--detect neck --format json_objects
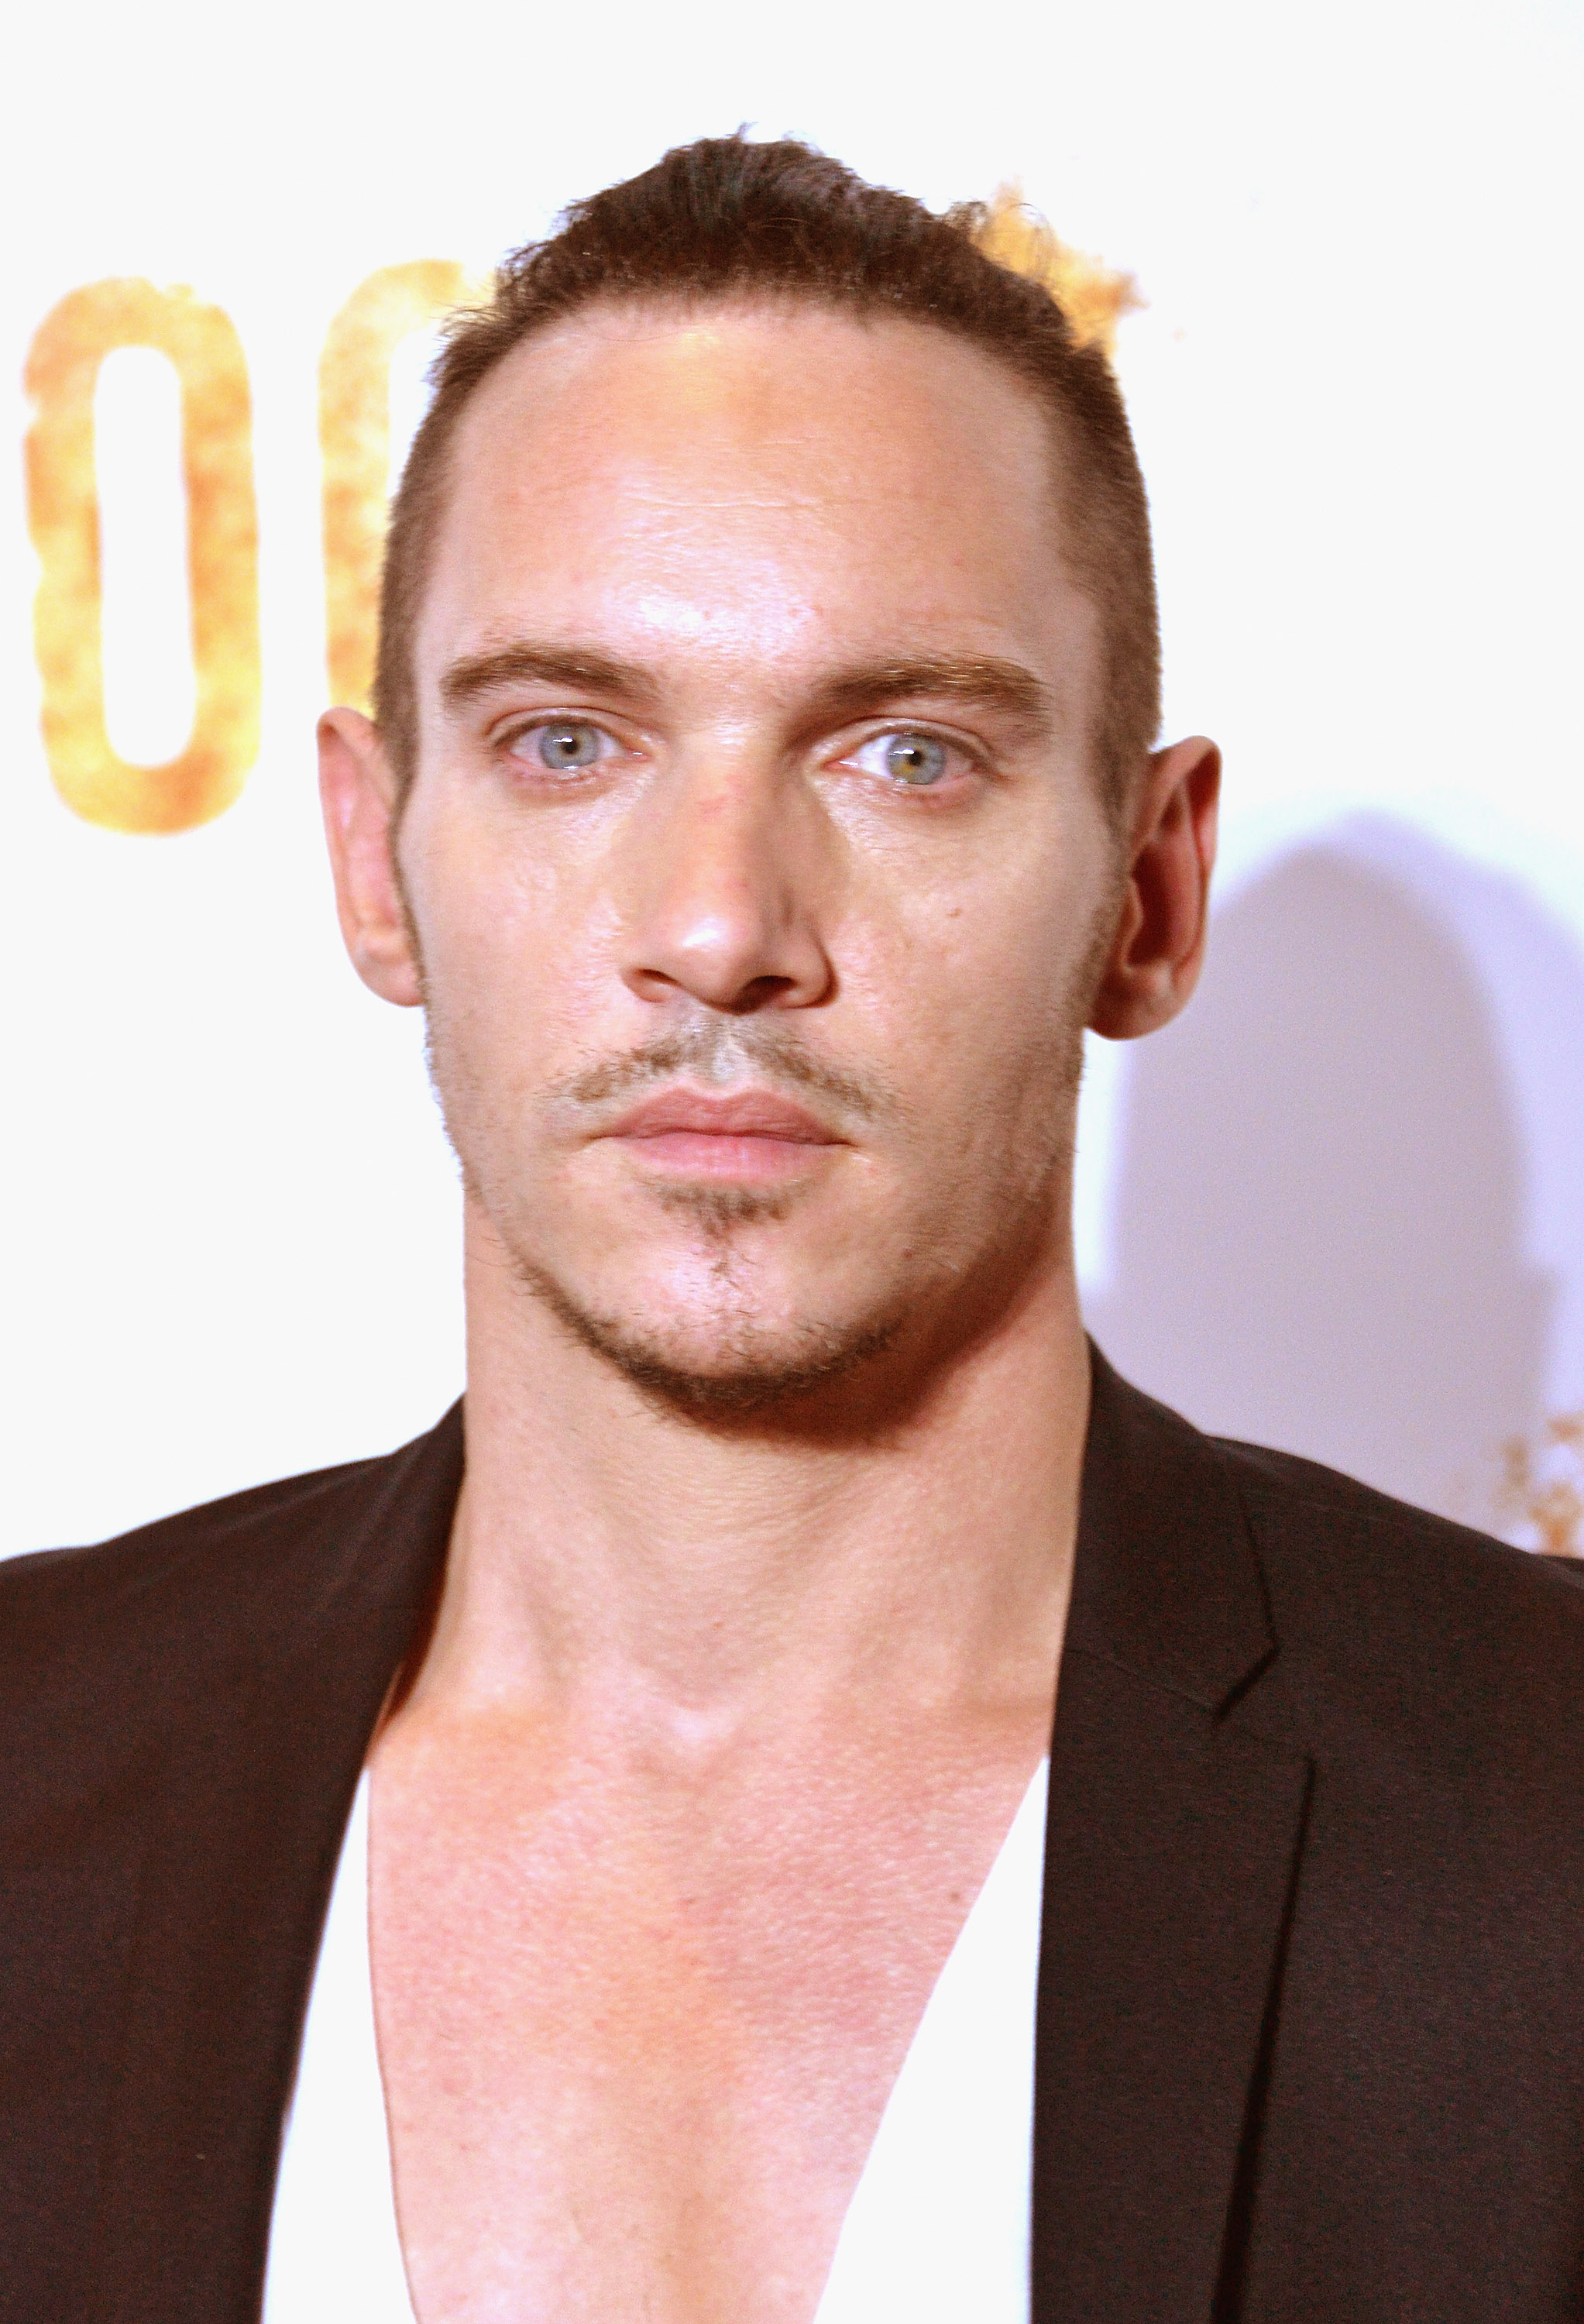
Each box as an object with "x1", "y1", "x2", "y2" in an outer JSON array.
[{"x1": 403, "y1": 1212, "x2": 1091, "y2": 1750}]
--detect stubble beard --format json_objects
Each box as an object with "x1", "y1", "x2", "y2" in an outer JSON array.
[
  {"x1": 523, "y1": 1248, "x2": 909, "y2": 1422},
  {"x1": 422, "y1": 948, "x2": 1104, "y2": 1428}
]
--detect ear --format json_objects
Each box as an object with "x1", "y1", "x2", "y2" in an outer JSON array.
[
  {"x1": 318, "y1": 709, "x2": 424, "y2": 1008},
  {"x1": 1087, "y1": 735, "x2": 1221, "y2": 1040}
]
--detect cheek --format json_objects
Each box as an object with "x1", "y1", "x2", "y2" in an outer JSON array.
[
  {"x1": 404, "y1": 797, "x2": 616, "y2": 1051},
  {"x1": 840, "y1": 836, "x2": 1101, "y2": 1081}
]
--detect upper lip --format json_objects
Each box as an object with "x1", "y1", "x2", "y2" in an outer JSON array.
[{"x1": 600, "y1": 1087, "x2": 840, "y2": 1143}]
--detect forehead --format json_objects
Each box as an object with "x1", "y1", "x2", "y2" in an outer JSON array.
[{"x1": 420, "y1": 300, "x2": 1091, "y2": 689}]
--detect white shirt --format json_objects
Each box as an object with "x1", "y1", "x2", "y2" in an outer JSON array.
[{"x1": 264, "y1": 1760, "x2": 1049, "y2": 2323}]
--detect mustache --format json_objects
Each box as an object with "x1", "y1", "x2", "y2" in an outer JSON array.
[{"x1": 554, "y1": 1018, "x2": 893, "y2": 1126}]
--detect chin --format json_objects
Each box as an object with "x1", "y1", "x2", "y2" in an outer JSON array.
[{"x1": 521, "y1": 1257, "x2": 905, "y2": 1421}]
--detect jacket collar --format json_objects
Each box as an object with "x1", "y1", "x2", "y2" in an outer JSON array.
[
  {"x1": 1031, "y1": 1349, "x2": 1311, "y2": 2323},
  {"x1": 89, "y1": 1406, "x2": 462, "y2": 2324},
  {"x1": 1066, "y1": 1346, "x2": 1277, "y2": 1712}
]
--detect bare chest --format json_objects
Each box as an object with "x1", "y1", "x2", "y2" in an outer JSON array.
[{"x1": 368, "y1": 1731, "x2": 1041, "y2": 2324}]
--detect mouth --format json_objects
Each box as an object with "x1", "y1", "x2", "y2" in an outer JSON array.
[{"x1": 597, "y1": 1086, "x2": 845, "y2": 1182}]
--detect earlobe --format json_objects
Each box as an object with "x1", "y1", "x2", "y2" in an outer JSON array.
[
  {"x1": 317, "y1": 710, "x2": 424, "y2": 1008},
  {"x1": 1087, "y1": 735, "x2": 1220, "y2": 1042}
]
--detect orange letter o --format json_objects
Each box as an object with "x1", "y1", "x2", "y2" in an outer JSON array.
[
  {"x1": 319, "y1": 260, "x2": 469, "y2": 714},
  {"x1": 25, "y1": 280, "x2": 261, "y2": 834}
]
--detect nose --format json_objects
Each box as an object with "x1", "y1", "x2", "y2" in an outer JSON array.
[{"x1": 616, "y1": 753, "x2": 836, "y2": 1014}]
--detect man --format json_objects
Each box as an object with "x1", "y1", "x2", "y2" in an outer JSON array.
[{"x1": 4, "y1": 136, "x2": 1582, "y2": 2324}]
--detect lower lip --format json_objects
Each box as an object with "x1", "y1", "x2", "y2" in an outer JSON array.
[{"x1": 614, "y1": 1130, "x2": 837, "y2": 1181}]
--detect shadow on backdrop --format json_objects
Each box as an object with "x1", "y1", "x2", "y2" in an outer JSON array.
[{"x1": 1086, "y1": 824, "x2": 1576, "y2": 1525}]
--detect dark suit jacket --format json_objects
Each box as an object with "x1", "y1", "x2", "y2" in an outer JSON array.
[{"x1": 3, "y1": 1349, "x2": 1582, "y2": 2322}]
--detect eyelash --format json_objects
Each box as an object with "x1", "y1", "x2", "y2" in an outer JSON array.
[
  {"x1": 500, "y1": 717, "x2": 626, "y2": 773},
  {"x1": 844, "y1": 729, "x2": 977, "y2": 791}
]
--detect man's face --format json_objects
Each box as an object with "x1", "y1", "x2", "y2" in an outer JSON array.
[{"x1": 397, "y1": 301, "x2": 1122, "y2": 1414}]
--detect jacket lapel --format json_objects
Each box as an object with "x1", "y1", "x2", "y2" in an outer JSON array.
[
  {"x1": 88, "y1": 1407, "x2": 462, "y2": 2324},
  {"x1": 1031, "y1": 1353, "x2": 1312, "y2": 2324}
]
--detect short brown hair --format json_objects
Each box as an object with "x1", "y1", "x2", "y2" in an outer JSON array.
[{"x1": 376, "y1": 135, "x2": 1160, "y2": 820}]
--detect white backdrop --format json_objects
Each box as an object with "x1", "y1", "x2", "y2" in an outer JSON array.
[{"x1": 4, "y1": 0, "x2": 1581, "y2": 1557}]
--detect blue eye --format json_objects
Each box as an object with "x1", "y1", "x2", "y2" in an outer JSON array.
[
  {"x1": 531, "y1": 721, "x2": 603, "y2": 769},
  {"x1": 883, "y1": 732, "x2": 949, "y2": 786}
]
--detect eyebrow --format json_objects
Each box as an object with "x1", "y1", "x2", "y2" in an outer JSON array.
[
  {"x1": 439, "y1": 643, "x2": 660, "y2": 713},
  {"x1": 437, "y1": 641, "x2": 1053, "y2": 737},
  {"x1": 797, "y1": 656, "x2": 1053, "y2": 738}
]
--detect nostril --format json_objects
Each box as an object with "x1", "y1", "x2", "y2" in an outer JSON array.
[
  {"x1": 624, "y1": 967, "x2": 798, "y2": 1012},
  {"x1": 624, "y1": 965, "x2": 688, "y2": 1003},
  {"x1": 725, "y1": 975, "x2": 797, "y2": 1015}
]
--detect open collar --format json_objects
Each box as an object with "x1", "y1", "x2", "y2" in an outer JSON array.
[{"x1": 80, "y1": 1360, "x2": 1312, "y2": 2324}]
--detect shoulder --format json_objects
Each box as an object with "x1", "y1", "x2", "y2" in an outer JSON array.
[
  {"x1": 2, "y1": 1450, "x2": 387, "y2": 1681},
  {"x1": 1211, "y1": 1431, "x2": 1584, "y2": 1773},
  {"x1": 0, "y1": 1409, "x2": 462, "y2": 1798},
  {"x1": 1218, "y1": 1427, "x2": 1584, "y2": 1638}
]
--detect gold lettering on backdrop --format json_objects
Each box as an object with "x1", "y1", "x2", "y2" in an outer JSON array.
[
  {"x1": 319, "y1": 260, "x2": 470, "y2": 713},
  {"x1": 972, "y1": 186, "x2": 1141, "y2": 358},
  {"x1": 25, "y1": 280, "x2": 260, "y2": 834},
  {"x1": 1495, "y1": 1415, "x2": 1584, "y2": 1557},
  {"x1": 316, "y1": 215, "x2": 1134, "y2": 719},
  {"x1": 24, "y1": 211, "x2": 1137, "y2": 827}
]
